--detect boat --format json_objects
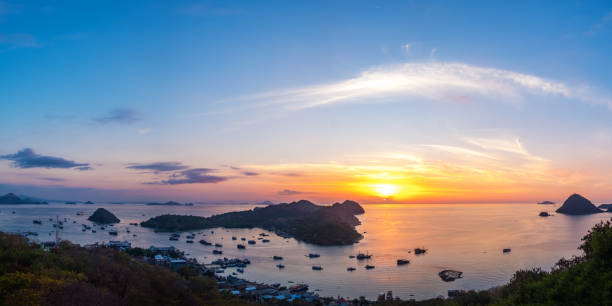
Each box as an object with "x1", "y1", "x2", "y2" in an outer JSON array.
[
  {"x1": 386, "y1": 291, "x2": 393, "y2": 300},
  {"x1": 262, "y1": 239, "x2": 270, "y2": 243},
  {"x1": 307, "y1": 253, "x2": 320, "y2": 258},
  {"x1": 214, "y1": 243, "x2": 222, "y2": 247},
  {"x1": 356, "y1": 252, "x2": 372, "y2": 260},
  {"x1": 33, "y1": 219, "x2": 42, "y2": 225},
  {"x1": 92, "y1": 230, "x2": 96, "y2": 233},
  {"x1": 241, "y1": 237, "x2": 246, "y2": 241},
  {"x1": 312, "y1": 265, "x2": 323, "y2": 270},
  {"x1": 539, "y1": 212, "x2": 550, "y2": 217},
  {"x1": 213, "y1": 250, "x2": 223, "y2": 255},
  {"x1": 247, "y1": 240, "x2": 256, "y2": 245},
  {"x1": 237, "y1": 244, "x2": 246, "y2": 249},
  {"x1": 76, "y1": 211, "x2": 84, "y2": 216},
  {"x1": 186, "y1": 240, "x2": 194, "y2": 244},
  {"x1": 237, "y1": 268, "x2": 244, "y2": 273},
  {"x1": 273, "y1": 256, "x2": 283, "y2": 260},
  {"x1": 503, "y1": 248, "x2": 511, "y2": 253},
  {"x1": 347, "y1": 267, "x2": 356, "y2": 271},
  {"x1": 397, "y1": 259, "x2": 410, "y2": 265},
  {"x1": 289, "y1": 284, "x2": 309, "y2": 293},
  {"x1": 365, "y1": 265, "x2": 375, "y2": 269},
  {"x1": 232, "y1": 236, "x2": 237, "y2": 240},
  {"x1": 109, "y1": 231, "x2": 118, "y2": 236},
  {"x1": 414, "y1": 248, "x2": 427, "y2": 255},
  {"x1": 276, "y1": 264, "x2": 285, "y2": 269},
  {"x1": 348, "y1": 255, "x2": 355, "y2": 258},
  {"x1": 199, "y1": 240, "x2": 212, "y2": 246},
  {"x1": 169, "y1": 237, "x2": 179, "y2": 241}
]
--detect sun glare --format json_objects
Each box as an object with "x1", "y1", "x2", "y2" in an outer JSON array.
[{"x1": 372, "y1": 183, "x2": 399, "y2": 198}]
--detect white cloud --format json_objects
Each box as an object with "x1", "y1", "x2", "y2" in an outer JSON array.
[
  {"x1": 402, "y1": 43, "x2": 413, "y2": 55},
  {"x1": 225, "y1": 62, "x2": 611, "y2": 111},
  {"x1": 429, "y1": 48, "x2": 437, "y2": 59}
]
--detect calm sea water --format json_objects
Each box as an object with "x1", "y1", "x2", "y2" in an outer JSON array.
[{"x1": 0, "y1": 203, "x2": 609, "y2": 300}]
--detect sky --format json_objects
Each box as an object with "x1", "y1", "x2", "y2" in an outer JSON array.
[{"x1": 1, "y1": 0, "x2": 612, "y2": 204}]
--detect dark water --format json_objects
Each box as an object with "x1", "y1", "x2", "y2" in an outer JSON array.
[{"x1": 0, "y1": 203, "x2": 609, "y2": 300}]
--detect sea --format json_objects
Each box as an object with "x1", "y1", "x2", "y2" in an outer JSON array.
[{"x1": 0, "y1": 202, "x2": 609, "y2": 301}]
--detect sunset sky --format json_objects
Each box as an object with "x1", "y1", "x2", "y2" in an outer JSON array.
[{"x1": 2, "y1": 1, "x2": 612, "y2": 203}]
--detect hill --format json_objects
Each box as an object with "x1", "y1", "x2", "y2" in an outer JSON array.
[
  {"x1": 88, "y1": 208, "x2": 120, "y2": 224},
  {"x1": 0, "y1": 193, "x2": 48, "y2": 204},
  {"x1": 141, "y1": 200, "x2": 364, "y2": 246},
  {"x1": 556, "y1": 194, "x2": 602, "y2": 215}
]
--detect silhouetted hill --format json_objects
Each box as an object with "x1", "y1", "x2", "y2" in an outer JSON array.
[
  {"x1": 141, "y1": 200, "x2": 365, "y2": 245},
  {"x1": 598, "y1": 204, "x2": 612, "y2": 210},
  {"x1": 88, "y1": 208, "x2": 120, "y2": 224},
  {"x1": 147, "y1": 201, "x2": 183, "y2": 206},
  {"x1": 556, "y1": 194, "x2": 602, "y2": 215},
  {"x1": 0, "y1": 193, "x2": 47, "y2": 204}
]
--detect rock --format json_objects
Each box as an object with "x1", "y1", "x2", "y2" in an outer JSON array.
[
  {"x1": 439, "y1": 270, "x2": 463, "y2": 282},
  {"x1": 537, "y1": 201, "x2": 555, "y2": 205},
  {"x1": 556, "y1": 194, "x2": 602, "y2": 215},
  {"x1": 88, "y1": 208, "x2": 120, "y2": 224},
  {"x1": 539, "y1": 212, "x2": 550, "y2": 217}
]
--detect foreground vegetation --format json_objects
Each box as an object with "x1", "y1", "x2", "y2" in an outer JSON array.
[{"x1": 0, "y1": 234, "x2": 245, "y2": 306}]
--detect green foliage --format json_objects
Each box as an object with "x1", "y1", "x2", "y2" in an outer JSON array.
[{"x1": 0, "y1": 232, "x2": 247, "y2": 306}]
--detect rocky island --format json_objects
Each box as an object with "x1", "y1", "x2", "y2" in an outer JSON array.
[
  {"x1": 556, "y1": 194, "x2": 602, "y2": 215},
  {"x1": 0, "y1": 193, "x2": 47, "y2": 204},
  {"x1": 537, "y1": 200, "x2": 555, "y2": 205},
  {"x1": 88, "y1": 208, "x2": 120, "y2": 224},
  {"x1": 146, "y1": 201, "x2": 185, "y2": 206},
  {"x1": 141, "y1": 200, "x2": 365, "y2": 246}
]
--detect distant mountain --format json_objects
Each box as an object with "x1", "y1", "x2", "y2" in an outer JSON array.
[
  {"x1": 537, "y1": 201, "x2": 555, "y2": 205},
  {"x1": 146, "y1": 201, "x2": 183, "y2": 206},
  {"x1": 0, "y1": 193, "x2": 48, "y2": 205},
  {"x1": 556, "y1": 194, "x2": 602, "y2": 215},
  {"x1": 259, "y1": 200, "x2": 275, "y2": 205}
]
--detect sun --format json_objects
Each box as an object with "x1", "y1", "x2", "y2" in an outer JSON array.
[{"x1": 372, "y1": 183, "x2": 399, "y2": 198}]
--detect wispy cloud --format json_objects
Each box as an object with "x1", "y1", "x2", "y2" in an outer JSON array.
[
  {"x1": 278, "y1": 189, "x2": 303, "y2": 195},
  {"x1": 93, "y1": 108, "x2": 139, "y2": 124},
  {"x1": 148, "y1": 168, "x2": 228, "y2": 185},
  {"x1": 0, "y1": 33, "x2": 40, "y2": 49},
  {"x1": 222, "y1": 62, "x2": 612, "y2": 111},
  {"x1": 242, "y1": 171, "x2": 260, "y2": 176},
  {"x1": 1, "y1": 148, "x2": 91, "y2": 170},
  {"x1": 127, "y1": 162, "x2": 189, "y2": 172},
  {"x1": 585, "y1": 11, "x2": 612, "y2": 36}
]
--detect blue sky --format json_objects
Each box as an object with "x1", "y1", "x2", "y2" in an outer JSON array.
[{"x1": 1, "y1": 1, "x2": 612, "y2": 203}]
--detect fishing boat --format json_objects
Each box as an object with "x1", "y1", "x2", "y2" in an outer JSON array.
[
  {"x1": 232, "y1": 236, "x2": 237, "y2": 240},
  {"x1": 397, "y1": 259, "x2": 410, "y2": 265},
  {"x1": 273, "y1": 256, "x2": 283, "y2": 260},
  {"x1": 276, "y1": 264, "x2": 285, "y2": 269},
  {"x1": 237, "y1": 268, "x2": 244, "y2": 273},
  {"x1": 262, "y1": 239, "x2": 270, "y2": 243},
  {"x1": 76, "y1": 211, "x2": 84, "y2": 216},
  {"x1": 347, "y1": 267, "x2": 356, "y2": 271},
  {"x1": 414, "y1": 248, "x2": 427, "y2": 255},
  {"x1": 199, "y1": 240, "x2": 212, "y2": 246},
  {"x1": 307, "y1": 253, "x2": 320, "y2": 258},
  {"x1": 247, "y1": 240, "x2": 256, "y2": 245},
  {"x1": 312, "y1": 265, "x2": 323, "y2": 270},
  {"x1": 237, "y1": 244, "x2": 246, "y2": 249},
  {"x1": 214, "y1": 243, "x2": 222, "y2": 247},
  {"x1": 356, "y1": 252, "x2": 372, "y2": 260},
  {"x1": 169, "y1": 237, "x2": 179, "y2": 241},
  {"x1": 213, "y1": 250, "x2": 223, "y2": 255},
  {"x1": 33, "y1": 219, "x2": 42, "y2": 225},
  {"x1": 109, "y1": 230, "x2": 118, "y2": 236},
  {"x1": 503, "y1": 248, "x2": 511, "y2": 253},
  {"x1": 365, "y1": 265, "x2": 375, "y2": 269},
  {"x1": 186, "y1": 240, "x2": 194, "y2": 244}
]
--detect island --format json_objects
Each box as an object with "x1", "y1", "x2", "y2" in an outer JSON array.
[
  {"x1": 537, "y1": 200, "x2": 555, "y2": 205},
  {"x1": 88, "y1": 208, "x2": 120, "y2": 224},
  {"x1": 84, "y1": 201, "x2": 95, "y2": 204},
  {"x1": 141, "y1": 200, "x2": 365, "y2": 246},
  {"x1": 598, "y1": 204, "x2": 612, "y2": 211},
  {"x1": 556, "y1": 194, "x2": 603, "y2": 215},
  {"x1": 146, "y1": 201, "x2": 185, "y2": 206},
  {"x1": 0, "y1": 193, "x2": 48, "y2": 204}
]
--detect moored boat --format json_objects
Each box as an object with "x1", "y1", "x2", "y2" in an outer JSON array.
[{"x1": 397, "y1": 259, "x2": 410, "y2": 265}]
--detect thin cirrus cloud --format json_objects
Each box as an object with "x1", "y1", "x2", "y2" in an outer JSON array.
[
  {"x1": 0, "y1": 148, "x2": 91, "y2": 170},
  {"x1": 148, "y1": 168, "x2": 228, "y2": 185},
  {"x1": 278, "y1": 189, "x2": 303, "y2": 195},
  {"x1": 127, "y1": 162, "x2": 189, "y2": 172},
  {"x1": 223, "y1": 62, "x2": 612, "y2": 111},
  {"x1": 92, "y1": 108, "x2": 139, "y2": 124}
]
